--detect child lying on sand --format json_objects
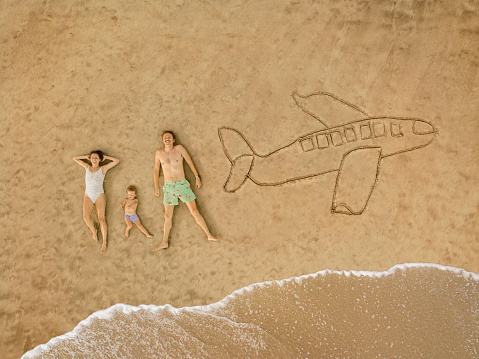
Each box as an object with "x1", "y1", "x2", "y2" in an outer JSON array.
[{"x1": 120, "y1": 186, "x2": 153, "y2": 238}]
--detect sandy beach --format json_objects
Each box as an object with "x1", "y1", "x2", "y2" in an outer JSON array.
[{"x1": 1, "y1": 0, "x2": 478, "y2": 357}]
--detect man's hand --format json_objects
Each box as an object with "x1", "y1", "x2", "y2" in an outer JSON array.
[{"x1": 195, "y1": 177, "x2": 202, "y2": 189}]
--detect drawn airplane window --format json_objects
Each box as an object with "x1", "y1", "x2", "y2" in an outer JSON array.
[
  {"x1": 373, "y1": 122, "x2": 386, "y2": 137},
  {"x1": 218, "y1": 90, "x2": 438, "y2": 216},
  {"x1": 390, "y1": 122, "x2": 403, "y2": 138},
  {"x1": 360, "y1": 123, "x2": 372, "y2": 140},
  {"x1": 344, "y1": 127, "x2": 357, "y2": 142},
  {"x1": 330, "y1": 131, "x2": 343, "y2": 146},
  {"x1": 316, "y1": 133, "x2": 329, "y2": 149},
  {"x1": 300, "y1": 137, "x2": 315, "y2": 152}
]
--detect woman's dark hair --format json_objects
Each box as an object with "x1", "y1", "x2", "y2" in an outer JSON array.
[
  {"x1": 162, "y1": 130, "x2": 175, "y2": 140},
  {"x1": 89, "y1": 150, "x2": 104, "y2": 161}
]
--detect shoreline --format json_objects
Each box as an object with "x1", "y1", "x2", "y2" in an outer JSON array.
[{"x1": 23, "y1": 262, "x2": 479, "y2": 358}]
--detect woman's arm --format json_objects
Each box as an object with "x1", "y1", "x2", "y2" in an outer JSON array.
[
  {"x1": 73, "y1": 155, "x2": 90, "y2": 169},
  {"x1": 101, "y1": 155, "x2": 120, "y2": 174}
]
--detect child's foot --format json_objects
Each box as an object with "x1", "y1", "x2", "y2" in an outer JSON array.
[
  {"x1": 100, "y1": 242, "x2": 106, "y2": 253},
  {"x1": 125, "y1": 227, "x2": 131, "y2": 237},
  {"x1": 152, "y1": 242, "x2": 168, "y2": 251},
  {"x1": 207, "y1": 235, "x2": 219, "y2": 242}
]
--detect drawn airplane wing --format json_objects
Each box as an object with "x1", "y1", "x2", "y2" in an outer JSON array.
[
  {"x1": 332, "y1": 147, "x2": 382, "y2": 215},
  {"x1": 293, "y1": 91, "x2": 370, "y2": 128}
]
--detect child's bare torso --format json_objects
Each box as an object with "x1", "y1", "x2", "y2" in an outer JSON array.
[{"x1": 123, "y1": 198, "x2": 138, "y2": 215}]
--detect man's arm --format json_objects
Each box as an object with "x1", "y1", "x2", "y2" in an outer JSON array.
[
  {"x1": 153, "y1": 150, "x2": 162, "y2": 196},
  {"x1": 177, "y1": 145, "x2": 201, "y2": 188}
]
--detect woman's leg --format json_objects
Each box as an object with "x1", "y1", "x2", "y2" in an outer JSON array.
[
  {"x1": 95, "y1": 194, "x2": 108, "y2": 253},
  {"x1": 83, "y1": 195, "x2": 97, "y2": 241}
]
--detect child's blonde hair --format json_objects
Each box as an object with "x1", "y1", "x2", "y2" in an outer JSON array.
[{"x1": 126, "y1": 185, "x2": 137, "y2": 194}]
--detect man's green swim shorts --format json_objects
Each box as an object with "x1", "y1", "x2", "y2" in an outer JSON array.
[{"x1": 163, "y1": 179, "x2": 196, "y2": 206}]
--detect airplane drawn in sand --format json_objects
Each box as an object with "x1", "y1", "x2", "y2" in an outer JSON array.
[{"x1": 218, "y1": 91, "x2": 438, "y2": 215}]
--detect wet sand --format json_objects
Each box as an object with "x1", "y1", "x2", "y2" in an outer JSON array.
[{"x1": 22, "y1": 265, "x2": 479, "y2": 358}]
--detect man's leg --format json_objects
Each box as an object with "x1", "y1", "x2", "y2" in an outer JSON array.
[
  {"x1": 185, "y1": 200, "x2": 219, "y2": 241},
  {"x1": 152, "y1": 205, "x2": 174, "y2": 250}
]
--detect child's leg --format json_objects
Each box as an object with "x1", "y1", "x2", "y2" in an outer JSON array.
[
  {"x1": 125, "y1": 218, "x2": 133, "y2": 237},
  {"x1": 82, "y1": 195, "x2": 97, "y2": 241},
  {"x1": 134, "y1": 219, "x2": 153, "y2": 238}
]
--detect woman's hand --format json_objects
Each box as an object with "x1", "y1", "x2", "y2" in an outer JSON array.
[
  {"x1": 73, "y1": 155, "x2": 90, "y2": 169},
  {"x1": 102, "y1": 155, "x2": 120, "y2": 173}
]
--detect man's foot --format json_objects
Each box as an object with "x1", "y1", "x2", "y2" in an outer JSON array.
[
  {"x1": 152, "y1": 242, "x2": 168, "y2": 251},
  {"x1": 125, "y1": 227, "x2": 130, "y2": 237},
  {"x1": 207, "y1": 235, "x2": 219, "y2": 242},
  {"x1": 101, "y1": 242, "x2": 106, "y2": 253}
]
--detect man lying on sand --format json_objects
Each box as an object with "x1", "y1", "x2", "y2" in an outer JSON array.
[{"x1": 152, "y1": 131, "x2": 219, "y2": 250}]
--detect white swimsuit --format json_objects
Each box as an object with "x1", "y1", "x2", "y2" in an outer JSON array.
[{"x1": 85, "y1": 166, "x2": 105, "y2": 203}]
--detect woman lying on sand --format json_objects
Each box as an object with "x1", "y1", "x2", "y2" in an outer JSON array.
[{"x1": 73, "y1": 150, "x2": 120, "y2": 252}]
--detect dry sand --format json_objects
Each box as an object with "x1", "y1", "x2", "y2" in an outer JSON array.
[{"x1": 1, "y1": 0, "x2": 478, "y2": 357}]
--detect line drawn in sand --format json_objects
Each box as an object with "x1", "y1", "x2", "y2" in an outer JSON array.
[{"x1": 218, "y1": 91, "x2": 438, "y2": 215}]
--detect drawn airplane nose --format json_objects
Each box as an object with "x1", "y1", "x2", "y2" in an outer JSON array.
[{"x1": 413, "y1": 120, "x2": 436, "y2": 135}]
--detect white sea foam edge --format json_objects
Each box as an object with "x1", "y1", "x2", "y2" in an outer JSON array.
[{"x1": 21, "y1": 262, "x2": 479, "y2": 358}]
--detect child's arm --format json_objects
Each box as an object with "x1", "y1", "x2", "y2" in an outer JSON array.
[
  {"x1": 120, "y1": 198, "x2": 126, "y2": 209},
  {"x1": 131, "y1": 199, "x2": 139, "y2": 211},
  {"x1": 73, "y1": 155, "x2": 90, "y2": 169}
]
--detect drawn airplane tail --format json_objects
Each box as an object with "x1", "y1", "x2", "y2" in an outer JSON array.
[{"x1": 218, "y1": 127, "x2": 255, "y2": 193}]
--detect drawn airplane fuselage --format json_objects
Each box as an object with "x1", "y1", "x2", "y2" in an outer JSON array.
[
  {"x1": 251, "y1": 117, "x2": 436, "y2": 185},
  {"x1": 218, "y1": 92, "x2": 438, "y2": 215}
]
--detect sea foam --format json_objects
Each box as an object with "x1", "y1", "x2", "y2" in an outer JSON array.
[{"x1": 22, "y1": 263, "x2": 479, "y2": 358}]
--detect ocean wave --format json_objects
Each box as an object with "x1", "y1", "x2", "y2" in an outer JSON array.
[{"x1": 22, "y1": 263, "x2": 479, "y2": 358}]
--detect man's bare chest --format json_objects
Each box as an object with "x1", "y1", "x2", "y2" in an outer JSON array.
[{"x1": 160, "y1": 151, "x2": 183, "y2": 165}]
